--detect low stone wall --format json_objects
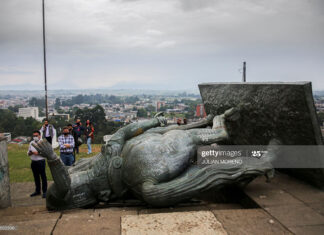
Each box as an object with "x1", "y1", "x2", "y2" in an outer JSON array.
[{"x1": 0, "y1": 137, "x2": 11, "y2": 208}]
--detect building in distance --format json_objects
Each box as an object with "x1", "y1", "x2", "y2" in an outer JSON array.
[
  {"x1": 196, "y1": 104, "x2": 206, "y2": 118},
  {"x1": 18, "y1": 107, "x2": 39, "y2": 120}
]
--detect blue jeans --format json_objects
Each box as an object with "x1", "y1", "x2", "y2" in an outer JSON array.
[
  {"x1": 87, "y1": 137, "x2": 92, "y2": 154},
  {"x1": 60, "y1": 153, "x2": 74, "y2": 166}
]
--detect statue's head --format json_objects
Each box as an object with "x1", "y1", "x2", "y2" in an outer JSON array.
[
  {"x1": 46, "y1": 181, "x2": 99, "y2": 210},
  {"x1": 46, "y1": 184, "x2": 71, "y2": 210}
]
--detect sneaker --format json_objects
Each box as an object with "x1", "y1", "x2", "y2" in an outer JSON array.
[
  {"x1": 42, "y1": 193, "x2": 46, "y2": 198},
  {"x1": 30, "y1": 192, "x2": 40, "y2": 197}
]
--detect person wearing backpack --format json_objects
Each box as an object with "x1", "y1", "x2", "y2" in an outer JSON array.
[{"x1": 72, "y1": 118, "x2": 84, "y2": 154}]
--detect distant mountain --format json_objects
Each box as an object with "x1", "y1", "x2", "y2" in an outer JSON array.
[
  {"x1": 0, "y1": 88, "x2": 200, "y2": 97},
  {"x1": 0, "y1": 84, "x2": 43, "y2": 90},
  {"x1": 314, "y1": 90, "x2": 324, "y2": 96}
]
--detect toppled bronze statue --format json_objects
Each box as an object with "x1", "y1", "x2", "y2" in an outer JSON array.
[{"x1": 33, "y1": 109, "x2": 279, "y2": 210}]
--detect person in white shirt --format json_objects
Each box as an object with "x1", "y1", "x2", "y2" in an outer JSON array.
[{"x1": 28, "y1": 130, "x2": 47, "y2": 198}]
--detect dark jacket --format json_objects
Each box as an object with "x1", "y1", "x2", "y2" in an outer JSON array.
[
  {"x1": 72, "y1": 124, "x2": 84, "y2": 138},
  {"x1": 85, "y1": 125, "x2": 94, "y2": 140}
]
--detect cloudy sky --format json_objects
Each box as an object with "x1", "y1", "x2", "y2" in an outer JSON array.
[{"x1": 0, "y1": 0, "x2": 323, "y2": 91}]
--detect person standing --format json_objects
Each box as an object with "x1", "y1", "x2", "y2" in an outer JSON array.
[
  {"x1": 39, "y1": 119, "x2": 55, "y2": 144},
  {"x1": 58, "y1": 127, "x2": 75, "y2": 166},
  {"x1": 67, "y1": 123, "x2": 74, "y2": 135},
  {"x1": 67, "y1": 123, "x2": 76, "y2": 162},
  {"x1": 72, "y1": 118, "x2": 84, "y2": 154},
  {"x1": 28, "y1": 130, "x2": 47, "y2": 198},
  {"x1": 85, "y1": 120, "x2": 94, "y2": 154}
]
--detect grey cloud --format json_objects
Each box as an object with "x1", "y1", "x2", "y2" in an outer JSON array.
[
  {"x1": 177, "y1": 0, "x2": 219, "y2": 11},
  {"x1": 0, "y1": 0, "x2": 323, "y2": 90}
]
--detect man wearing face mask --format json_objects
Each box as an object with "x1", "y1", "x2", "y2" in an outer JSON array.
[
  {"x1": 67, "y1": 124, "x2": 76, "y2": 163},
  {"x1": 39, "y1": 119, "x2": 55, "y2": 144},
  {"x1": 28, "y1": 130, "x2": 47, "y2": 198},
  {"x1": 58, "y1": 127, "x2": 75, "y2": 166}
]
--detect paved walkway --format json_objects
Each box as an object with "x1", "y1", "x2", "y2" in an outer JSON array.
[
  {"x1": 245, "y1": 172, "x2": 324, "y2": 234},
  {"x1": 0, "y1": 172, "x2": 323, "y2": 234}
]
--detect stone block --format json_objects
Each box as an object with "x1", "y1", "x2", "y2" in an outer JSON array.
[
  {"x1": 212, "y1": 208, "x2": 292, "y2": 235},
  {"x1": 121, "y1": 211, "x2": 227, "y2": 235},
  {"x1": 199, "y1": 82, "x2": 324, "y2": 188}
]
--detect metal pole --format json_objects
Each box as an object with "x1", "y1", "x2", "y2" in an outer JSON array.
[
  {"x1": 42, "y1": 0, "x2": 48, "y2": 119},
  {"x1": 242, "y1": 61, "x2": 246, "y2": 82}
]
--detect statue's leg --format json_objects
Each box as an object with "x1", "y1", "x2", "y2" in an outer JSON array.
[{"x1": 140, "y1": 140, "x2": 281, "y2": 207}]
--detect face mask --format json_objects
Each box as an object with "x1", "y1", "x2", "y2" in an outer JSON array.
[
  {"x1": 33, "y1": 137, "x2": 39, "y2": 142},
  {"x1": 77, "y1": 122, "x2": 80, "y2": 126},
  {"x1": 64, "y1": 132, "x2": 69, "y2": 136}
]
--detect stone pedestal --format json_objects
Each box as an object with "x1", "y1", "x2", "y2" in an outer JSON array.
[
  {"x1": 0, "y1": 137, "x2": 11, "y2": 208},
  {"x1": 199, "y1": 82, "x2": 324, "y2": 189}
]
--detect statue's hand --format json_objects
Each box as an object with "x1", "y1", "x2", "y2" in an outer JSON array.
[
  {"x1": 154, "y1": 112, "x2": 167, "y2": 126},
  {"x1": 32, "y1": 139, "x2": 57, "y2": 161},
  {"x1": 206, "y1": 114, "x2": 215, "y2": 123},
  {"x1": 156, "y1": 116, "x2": 167, "y2": 127},
  {"x1": 154, "y1": 111, "x2": 164, "y2": 118}
]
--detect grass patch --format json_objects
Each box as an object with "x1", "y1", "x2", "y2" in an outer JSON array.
[{"x1": 8, "y1": 143, "x2": 101, "y2": 182}]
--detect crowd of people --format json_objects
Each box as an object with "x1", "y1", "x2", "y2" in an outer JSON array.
[{"x1": 27, "y1": 118, "x2": 94, "y2": 198}]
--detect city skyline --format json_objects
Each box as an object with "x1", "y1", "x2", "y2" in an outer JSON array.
[{"x1": 1, "y1": 0, "x2": 324, "y2": 90}]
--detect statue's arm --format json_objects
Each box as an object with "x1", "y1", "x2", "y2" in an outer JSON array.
[
  {"x1": 32, "y1": 140, "x2": 71, "y2": 196},
  {"x1": 188, "y1": 111, "x2": 232, "y2": 145},
  {"x1": 103, "y1": 117, "x2": 166, "y2": 156},
  {"x1": 109, "y1": 117, "x2": 165, "y2": 144},
  {"x1": 167, "y1": 114, "x2": 214, "y2": 131},
  {"x1": 123, "y1": 117, "x2": 163, "y2": 140},
  {"x1": 146, "y1": 114, "x2": 214, "y2": 135}
]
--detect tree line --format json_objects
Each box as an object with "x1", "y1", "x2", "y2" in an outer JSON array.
[
  {"x1": 55, "y1": 94, "x2": 140, "y2": 107},
  {"x1": 0, "y1": 105, "x2": 124, "y2": 144}
]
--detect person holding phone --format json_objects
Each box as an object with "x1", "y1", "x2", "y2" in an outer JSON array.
[{"x1": 39, "y1": 119, "x2": 55, "y2": 144}]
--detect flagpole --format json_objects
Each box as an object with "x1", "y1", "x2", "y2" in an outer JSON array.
[{"x1": 42, "y1": 0, "x2": 48, "y2": 119}]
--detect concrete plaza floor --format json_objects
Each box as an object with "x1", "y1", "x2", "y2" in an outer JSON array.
[{"x1": 0, "y1": 172, "x2": 323, "y2": 234}]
